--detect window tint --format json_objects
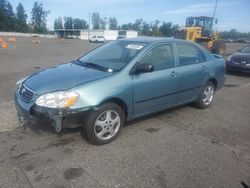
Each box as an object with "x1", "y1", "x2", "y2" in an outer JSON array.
[
  {"x1": 139, "y1": 44, "x2": 174, "y2": 71},
  {"x1": 176, "y1": 44, "x2": 206, "y2": 66}
]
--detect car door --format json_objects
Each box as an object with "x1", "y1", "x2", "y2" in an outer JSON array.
[
  {"x1": 132, "y1": 43, "x2": 178, "y2": 116},
  {"x1": 174, "y1": 42, "x2": 209, "y2": 103}
]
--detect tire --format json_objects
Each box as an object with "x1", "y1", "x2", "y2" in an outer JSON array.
[
  {"x1": 84, "y1": 103, "x2": 124, "y2": 145},
  {"x1": 195, "y1": 81, "x2": 215, "y2": 109},
  {"x1": 212, "y1": 40, "x2": 226, "y2": 56},
  {"x1": 225, "y1": 68, "x2": 233, "y2": 74}
]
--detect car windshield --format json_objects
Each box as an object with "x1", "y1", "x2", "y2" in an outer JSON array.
[
  {"x1": 241, "y1": 46, "x2": 250, "y2": 53},
  {"x1": 79, "y1": 40, "x2": 147, "y2": 71}
]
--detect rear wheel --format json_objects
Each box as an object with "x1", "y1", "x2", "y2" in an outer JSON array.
[
  {"x1": 195, "y1": 81, "x2": 215, "y2": 109},
  {"x1": 84, "y1": 103, "x2": 124, "y2": 145}
]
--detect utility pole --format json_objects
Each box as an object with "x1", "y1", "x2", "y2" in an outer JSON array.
[
  {"x1": 88, "y1": 13, "x2": 91, "y2": 40},
  {"x1": 212, "y1": 0, "x2": 218, "y2": 20}
]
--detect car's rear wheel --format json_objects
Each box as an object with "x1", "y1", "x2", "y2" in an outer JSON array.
[
  {"x1": 195, "y1": 81, "x2": 215, "y2": 109},
  {"x1": 84, "y1": 103, "x2": 124, "y2": 145}
]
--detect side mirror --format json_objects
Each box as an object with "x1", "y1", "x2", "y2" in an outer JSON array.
[
  {"x1": 133, "y1": 63, "x2": 154, "y2": 74},
  {"x1": 236, "y1": 49, "x2": 241, "y2": 52}
]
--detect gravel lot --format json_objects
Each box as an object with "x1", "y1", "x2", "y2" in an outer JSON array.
[{"x1": 0, "y1": 37, "x2": 249, "y2": 188}]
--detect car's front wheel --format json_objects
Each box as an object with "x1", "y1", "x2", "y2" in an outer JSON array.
[
  {"x1": 84, "y1": 103, "x2": 124, "y2": 145},
  {"x1": 195, "y1": 81, "x2": 215, "y2": 109}
]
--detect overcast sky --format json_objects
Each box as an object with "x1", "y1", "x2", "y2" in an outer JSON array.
[{"x1": 8, "y1": 0, "x2": 250, "y2": 32}]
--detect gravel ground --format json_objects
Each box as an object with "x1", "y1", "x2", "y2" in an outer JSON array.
[{"x1": 0, "y1": 37, "x2": 249, "y2": 188}]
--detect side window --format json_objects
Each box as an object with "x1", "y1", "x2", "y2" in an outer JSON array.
[
  {"x1": 139, "y1": 44, "x2": 174, "y2": 71},
  {"x1": 176, "y1": 44, "x2": 206, "y2": 66}
]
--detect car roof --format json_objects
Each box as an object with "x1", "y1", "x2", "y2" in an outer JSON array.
[{"x1": 119, "y1": 37, "x2": 191, "y2": 44}]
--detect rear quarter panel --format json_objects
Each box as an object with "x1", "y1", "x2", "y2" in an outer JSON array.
[
  {"x1": 194, "y1": 43, "x2": 225, "y2": 90},
  {"x1": 206, "y1": 56, "x2": 225, "y2": 90}
]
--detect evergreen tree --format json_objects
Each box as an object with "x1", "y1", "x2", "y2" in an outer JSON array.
[
  {"x1": 64, "y1": 16, "x2": 73, "y2": 29},
  {"x1": 109, "y1": 17, "x2": 118, "y2": 30},
  {"x1": 54, "y1": 17, "x2": 63, "y2": 30},
  {"x1": 16, "y1": 3, "x2": 28, "y2": 32},
  {"x1": 31, "y1": 2, "x2": 49, "y2": 33}
]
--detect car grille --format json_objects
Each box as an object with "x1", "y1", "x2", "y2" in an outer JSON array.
[
  {"x1": 19, "y1": 84, "x2": 35, "y2": 103},
  {"x1": 232, "y1": 58, "x2": 250, "y2": 65}
]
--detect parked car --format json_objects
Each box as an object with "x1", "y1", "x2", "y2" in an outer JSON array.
[
  {"x1": 89, "y1": 36, "x2": 105, "y2": 43},
  {"x1": 117, "y1": 36, "x2": 126, "y2": 40},
  {"x1": 15, "y1": 37, "x2": 225, "y2": 145},
  {"x1": 226, "y1": 45, "x2": 250, "y2": 74}
]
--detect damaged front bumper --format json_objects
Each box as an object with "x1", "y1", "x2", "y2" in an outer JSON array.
[{"x1": 15, "y1": 92, "x2": 91, "y2": 132}]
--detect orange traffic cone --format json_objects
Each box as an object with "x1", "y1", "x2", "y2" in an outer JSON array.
[
  {"x1": 2, "y1": 41, "x2": 8, "y2": 48},
  {"x1": 8, "y1": 37, "x2": 16, "y2": 43}
]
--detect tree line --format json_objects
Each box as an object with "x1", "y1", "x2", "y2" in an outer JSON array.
[
  {"x1": 0, "y1": 0, "x2": 49, "y2": 33},
  {"x1": 220, "y1": 29, "x2": 250, "y2": 40},
  {"x1": 54, "y1": 12, "x2": 180, "y2": 37}
]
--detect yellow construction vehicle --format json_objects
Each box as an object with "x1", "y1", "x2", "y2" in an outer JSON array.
[{"x1": 175, "y1": 16, "x2": 225, "y2": 55}]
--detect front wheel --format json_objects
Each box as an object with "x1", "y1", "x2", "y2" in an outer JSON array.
[
  {"x1": 84, "y1": 103, "x2": 124, "y2": 145},
  {"x1": 195, "y1": 81, "x2": 215, "y2": 109}
]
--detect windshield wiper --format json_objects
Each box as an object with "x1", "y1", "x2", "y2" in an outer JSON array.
[
  {"x1": 84, "y1": 62, "x2": 107, "y2": 71},
  {"x1": 76, "y1": 60, "x2": 109, "y2": 72}
]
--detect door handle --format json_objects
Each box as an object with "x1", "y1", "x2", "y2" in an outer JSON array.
[{"x1": 170, "y1": 71, "x2": 177, "y2": 77}]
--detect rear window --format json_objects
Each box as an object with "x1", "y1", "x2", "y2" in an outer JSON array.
[{"x1": 176, "y1": 44, "x2": 206, "y2": 66}]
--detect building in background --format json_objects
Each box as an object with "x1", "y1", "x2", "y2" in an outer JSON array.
[{"x1": 55, "y1": 29, "x2": 138, "y2": 40}]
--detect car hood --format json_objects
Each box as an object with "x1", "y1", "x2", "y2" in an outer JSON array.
[
  {"x1": 232, "y1": 52, "x2": 250, "y2": 62},
  {"x1": 24, "y1": 61, "x2": 112, "y2": 95}
]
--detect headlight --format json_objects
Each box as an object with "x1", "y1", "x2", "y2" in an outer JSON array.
[
  {"x1": 35, "y1": 91, "x2": 79, "y2": 108},
  {"x1": 226, "y1": 55, "x2": 232, "y2": 62},
  {"x1": 16, "y1": 77, "x2": 28, "y2": 87}
]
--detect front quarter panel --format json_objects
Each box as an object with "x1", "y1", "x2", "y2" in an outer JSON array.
[{"x1": 70, "y1": 72, "x2": 133, "y2": 118}]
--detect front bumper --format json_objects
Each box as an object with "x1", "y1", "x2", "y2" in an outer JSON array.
[
  {"x1": 226, "y1": 61, "x2": 250, "y2": 74},
  {"x1": 15, "y1": 92, "x2": 91, "y2": 132}
]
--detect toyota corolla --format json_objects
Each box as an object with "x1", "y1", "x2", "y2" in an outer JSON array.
[{"x1": 15, "y1": 37, "x2": 225, "y2": 145}]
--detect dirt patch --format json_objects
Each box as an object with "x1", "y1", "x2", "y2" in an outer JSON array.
[
  {"x1": 224, "y1": 84, "x2": 240, "y2": 88},
  {"x1": 42, "y1": 137, "x2": 75, "y2": 150},
  {"x1": 63, "y1": 148, "x2": 74, "y2": 154},
  {"x1": 145, "y1": 127, "x2": 161, "y2": 133},
  {"x1": 25, "y1": 165, "x2": 34, "y2": 171},
  {"x1": 54, "y1": 185, "x2": 66, "y2": 188},
  {"x1": 63, "y1": 167, "x2": 84, "y2": 180},
  {"x1": 47, "y1": 158, "x2": 53, "y2": 163},
  {"x1": 10, "y1": 144, "x2": 17, "y2": 151},
  {"x1": 12, "y1": 152, "x2": 29, "y2": 159},
  {"x1": 34, "y1": 174, "x2": 43, "y2": 182}
]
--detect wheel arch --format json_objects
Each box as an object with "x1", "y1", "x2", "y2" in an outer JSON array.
[
  {"x1": 207, "y1": 78, "x2": 218, "y2": 90},
  {"x1": 98, "y1": 97, "x2": 128, "y2": 118}
]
